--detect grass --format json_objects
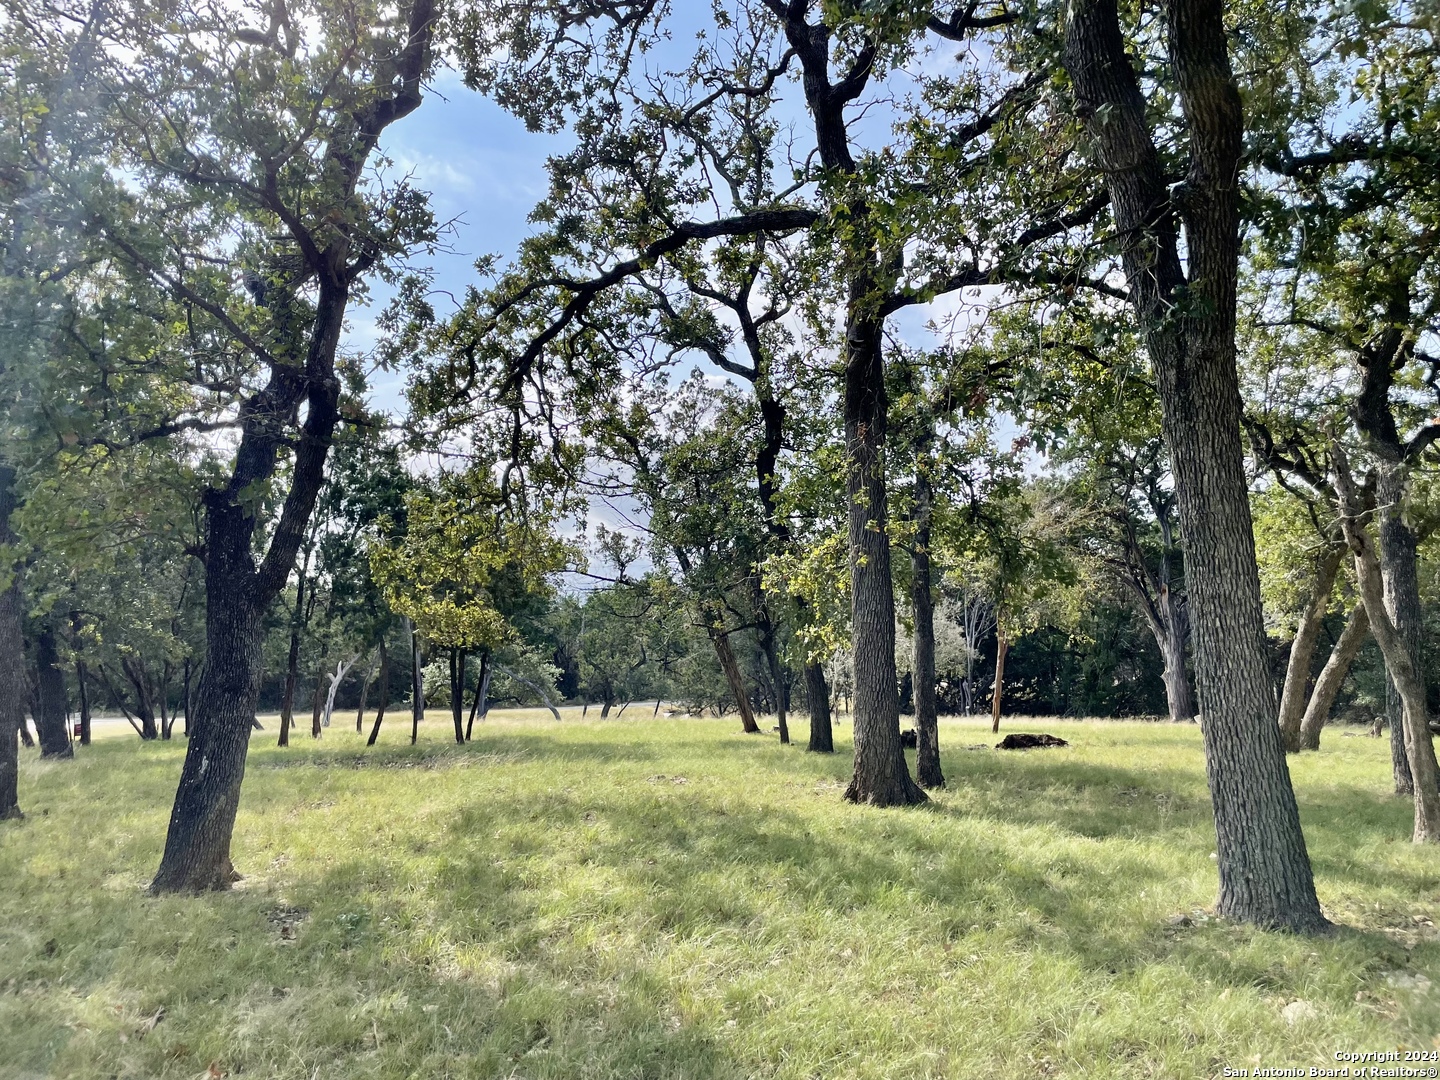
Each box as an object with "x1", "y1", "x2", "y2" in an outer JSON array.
[{"x1": 1, "y1": 710, "x2": 1437, "y2": 1080}]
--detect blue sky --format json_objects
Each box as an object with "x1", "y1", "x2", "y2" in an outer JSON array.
[{"x1": 356, "y1": 68, "x2": 568, "y2": 414}]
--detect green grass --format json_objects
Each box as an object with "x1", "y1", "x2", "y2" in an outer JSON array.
[{"x1": 1, "y1": 712, "x2": 1437, "y2": 1079}]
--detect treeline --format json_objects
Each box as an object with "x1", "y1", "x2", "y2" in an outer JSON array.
[{"x1": 2, "y1": 0, "x2": 1438, "y2": 932}]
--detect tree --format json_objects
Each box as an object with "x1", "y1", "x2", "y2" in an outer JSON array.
[
  {"x1": 45, "y1": 0, "x2": 444, "y2": 892},
  {"x1": 437, "y1": 0, "x2": 1101, "y2": 804},
  {"x1": 1333, "y1": 442, "x2": 1440, "y2": 842},
  {"x1": 1061, "y1": 0, "x2": 1328, "y2": 930},
  {"x1": 370, "y1": 468, "x2": 570, "y2": 743},
  {"x1": 1244, "y1": 0, "x2": 1440, "y2": 793}
]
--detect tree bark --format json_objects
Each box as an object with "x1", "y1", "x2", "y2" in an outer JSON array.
[
  {"x1": 367, "y1": 637, "x2": 389, "y2": 747},
  {"x1": 1279, "y1": 546, "x2": 1342, "y2": 751},
  {"x1": 758, "y1": 604, "x2": 790, "y2": 744},
  {"x1": 1064, "y1": 0, "x2": 1327, "y2": 930},
  {"x1": 1297, "y1": 601, "x2": 1369, "y2": 751},
  {"x1": 308, "y1": 660, "x2": 326, "y2": 738},
  {"x1": 122, "y1": 656, "x2": 159, "y2": 740},
  {"x1": 355, "y1": 649, "x2": 375, "y2": 733},
  {"x1": 466, "y1": 650, "x2": 490, "y2": 740},
  {"x1": 1157, "y1": 621, "x2": 1197, "y2": 723},
  {"x1": 150, "y1": 280, "x2": 346, "y2": 892},
  {"x1": 1334, "y1": 451, "x2": 1440, "y2": 841},
  {"x1": 709, "y1": 624, "x2": 760, "y2": 733},
  {"x1": 910, "y1": 462, "x2": 943, "y2": 788},
  {"x1": 450, "y1": 647, "x2": 465, "y2": 743},
  {"x1": 0, "y1": 466, "x2": 24, "y2": 818},
  {"x1": 990, "y1": 632, "x2": 1009, "y2": 735},
  {"x1": 150, "y1": 571, "x2": 268, "y2": 892},
  {"x1": 76, "y1": 657, "x2": 92, "y2": 746},
  {"x1": 35, "y1": 627, "x2": 74, "y2": 759},
  {"x1": 1377, "y1": 463, "x2": 1427, "y2": 795},
  {"x1": 838, "y1": 309, "x2": 924, "y2": 806},
  {"x1": 804, "y1": 661, "x2": 833, "y2": 753},
  {"x1": 277, "y1": 574, "x2": 305, "y2": 747},
  {"x1": 409, "y1": 618, "x2": 423, "y2": 745}
]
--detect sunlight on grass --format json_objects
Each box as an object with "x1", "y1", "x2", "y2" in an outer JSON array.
[{"x1": 2, "y1": 714, "x2": 1437, "y2": 1079}]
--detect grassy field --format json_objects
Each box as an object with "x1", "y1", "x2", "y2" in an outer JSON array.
[{"x1": 1, "y1": 711, "x2": 1437, "y2": 1080}]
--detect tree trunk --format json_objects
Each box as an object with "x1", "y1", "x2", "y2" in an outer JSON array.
[
  {"x1": 804, "y1": 661, "x2": 833, "y2": 753},
  {"x1": 1377, "y1": 464, "x2": 1427, "y2": 796},
  {"x1": 1157, "y1": 625, "x2": 1197, "y2": 724},
  {"x1": 309, "y1": 663, "x2": 325, "y2": 738},
  {"x1": 449, "y1": 647, "x2": 465, "y2": 743},
  {"x1": 356, "y1": 649, "x2": 375, "y2": 733},
  {"x1": 600, "y1": 698, "x2": 613, "y2": 720},
  {"x1": 839, "y1": 308, "x2": 925, "y2": 806},
  {"x1": 1155, "y1": 582, "x2": 1197, "y2": 723},
  {"x1": 185, "y1": 661, "x2": 201, "y2": 738},
  {"x1": 409, "y1": 618, "x2": 423, "y2": 745},
  {"x1": 278, "y1": 582, "x2": 304, "y2": 747},
  {"x1": 910, "y1": 465, "x2": 943, "y2": 788},
  {"x1": 1335, "y1": 453, "x2": 1440, "y2": 841},
  {"x1": 151, "y1": 268, "x2": 349, "y2": 893},
  {"x1": 709, "y1": 625, "x2": 759, "y2": 734},
  {"x1": 123, "y1": 657, "x2": 159, "y2": 740},
  {"x1": 150, "y1": 571, "x2": 268, "y2": 892},
  {"x1": 758, "y1": 606, "x2": 789, "y2": 744},
  {"x1": 76, "y1": 657, "x2": 92, "y2": 746},
  {"x1": 1064, "y1": 0, "x2": 1327, "y2": 930},
  {"x1": 466, "y1": 650, "x2": 490, "y2": 740},
  {"x1": 34, "y1": 627, "x2": 74, "y2": 759},
  {"x1": 367, "y1": 637, "x2": 389, "y2": 747},
  {"x1": 1279, "y1": 546, "x2": 1342, "y2": 751},
  {"x1": 990, "y1": 632, "x2": 1009, "y2": 735},
  {"x1": 1297, "y1": 601, "x2": 1369, "y2": 751},
  {"x1": 0, "y1": 466, "x2": 24, "y2": 818},
  {"x1": 159, "y1": 661, "x2": 174, "y2": 739}
]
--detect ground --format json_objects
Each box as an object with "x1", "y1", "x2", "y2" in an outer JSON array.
[{"x1": 1, "y1": 712, "x2": 1437, "y2": 1079}]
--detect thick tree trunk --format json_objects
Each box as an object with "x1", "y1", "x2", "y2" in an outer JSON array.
[
  {"x1": 804, "y1": 661, "x2": 833, "y2": 753},
  {"x1": 1377, "y1": 464, "x2": 1427, "y2": 796},
  {"x1": 35, "y1": 627, "x2": 74, "y2": 759},
  {"x1": 840, "y1": 310, "x2": 924, "y2": 806},
  {"x1": 0, "y1": 466, "x2": 23, "y2": 818},
  {"x1": 990, "y1": 633, "x2": 1009, "y2": 735},
  {"x1": 1158, "y1": 627, "x2": 1197, "y2": 723},
  {"x1": 1279, "y1": 547, "x2": 1342, "y2": 751},
  {"x1": 367, "y1": 638, "x2": 389, "y2": 747},
  {"x1": 150, "y1": 579, "x2": 266, "y2": 893},
  {"x1": 1155, "y1": 583, "x2": 1197, "y2": 723},
  {"x1": 1297, "y1": 601, "x2": 1369, "y2": 751},
  {"x1": 910, "y1": 466, "x2": 943, "y2": 788},
  {"x1": 1065, "y1": 0, "x2": 1327, "y2": 930},
  {"x1": 709, "y1": 625, "x2": 759, "y2": 734},
  {"x1": 1336, "y1": 454, "x2": 1440, "y2": 841},
  {"x1": 151, "y1": 271, "x2": 349, "y2": 893}
]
